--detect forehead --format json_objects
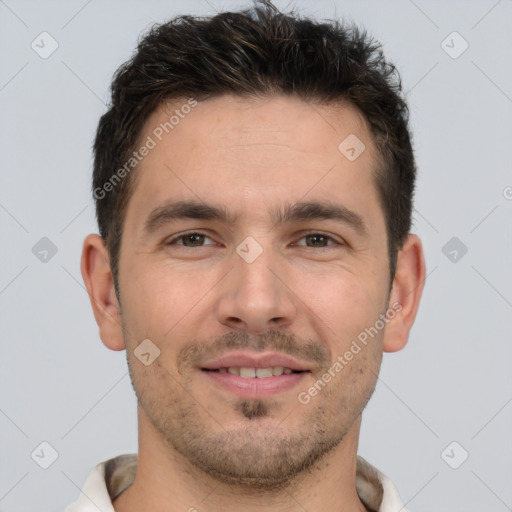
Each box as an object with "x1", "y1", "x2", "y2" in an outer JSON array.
[
  {"x1": 124, "y1": 94, "x2": 384, "y2": 233},
  {"x1": 144, "y1": 94, "x2": 374, "y2": 161}
]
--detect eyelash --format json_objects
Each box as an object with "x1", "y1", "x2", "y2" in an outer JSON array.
[{"x1": 165, "y1": 231, "x2": 342, "y2": 248}]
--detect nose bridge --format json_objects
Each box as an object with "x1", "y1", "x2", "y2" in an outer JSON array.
[
  {"x1": 236, "y1": 248, "x2": 278, "y2": 302},
  {"x1": 215, "y1": 239, "x2": 297, "y2": 332}
]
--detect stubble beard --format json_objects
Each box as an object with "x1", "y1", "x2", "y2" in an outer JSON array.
[
  {"x1": 129, "y1": 358, "x2": 377, "y2": 492},
  {"x1": 124, "y1": 326, "x2": 380, "y2": 492}
]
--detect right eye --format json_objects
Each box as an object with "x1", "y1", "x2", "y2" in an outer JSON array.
[{"x1": 165, "y1": 232, "x2": 216, "y2": 247}]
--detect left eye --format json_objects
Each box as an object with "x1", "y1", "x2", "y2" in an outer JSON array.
[
  {"x1": 294, "y1": 234, "x2": 338, "y2": 248},
  {"x1": 167, "y1": 233, "x2": 216, "y2": 247}
]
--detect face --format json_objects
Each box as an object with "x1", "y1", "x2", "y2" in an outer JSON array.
[{"x1": 116, "y1": 95, "x2": 393, "y2": 489}]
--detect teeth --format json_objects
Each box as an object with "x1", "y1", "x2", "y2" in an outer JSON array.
[
  {"x1": 256, "y1": 368, "x2": 273, "y2": 378},
  {"x1": 240, "y1": 367, "x2": 256, "y2": 378},
  {"x1": 218, "y1": 366, "x2": 298, "y2": 378}
]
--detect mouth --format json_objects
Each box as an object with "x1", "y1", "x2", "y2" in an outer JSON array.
[
  {"x1": 202, "y1": 366, "x2": 306, "y2": 378},
  {"x1": 200, "y1": 353, "x2": 312, "y2": 398}
]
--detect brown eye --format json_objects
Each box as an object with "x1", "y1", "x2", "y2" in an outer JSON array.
[
  {"x1": 182, "y1": 234, "x2": 205, "y2": 246},
  {"x1": 295, "y1": 233, "x2": 337, "y2": 248},
  {"x1": 167, "y1": 233, "x2": 214, "y2": 247},
  {"x1": 307, "y1": 234, "x2": 329, "y2": 247}
]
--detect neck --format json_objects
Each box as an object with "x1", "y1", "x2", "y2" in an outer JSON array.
[{"x1": 113, "y1": 407, "x2": 370, "y2": 512}]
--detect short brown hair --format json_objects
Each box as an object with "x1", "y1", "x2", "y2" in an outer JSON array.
[{"x1": 93, "y1": 0, "x2": 416, "y2": 292}]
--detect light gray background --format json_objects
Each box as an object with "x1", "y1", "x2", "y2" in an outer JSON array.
[{"x1": 1, "y1": 1, "x2": 511, "y2": 511}]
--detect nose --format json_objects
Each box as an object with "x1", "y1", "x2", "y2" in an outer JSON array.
[{"x1": 215, "y1": 248, "x2": 297, "y2": 334}]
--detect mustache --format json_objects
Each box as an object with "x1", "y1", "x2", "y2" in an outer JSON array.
[{"x1": 176, "y1": 328, "x2": 331, "y2": 372}]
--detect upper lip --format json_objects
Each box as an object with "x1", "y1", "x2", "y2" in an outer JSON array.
[{"x1": 200, "y1": 351, "x2": 311, "y2": 371}]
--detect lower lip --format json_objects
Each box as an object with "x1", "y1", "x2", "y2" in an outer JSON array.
[{"x1": 201, "y1": 370, "x2": 309, "y2": 398}]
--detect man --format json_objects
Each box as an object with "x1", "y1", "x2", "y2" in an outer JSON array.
[{"x1": 67, "y1": 1, "x2": 425, "y2": 510}]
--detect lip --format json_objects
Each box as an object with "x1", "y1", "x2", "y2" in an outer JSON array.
[
  {"x1": 200, "y1": 351, "x2": 311, "y2": 372},
  {"x1": 202, "y1": 370, "x2": 309, "y2": 398},
  {"x1": 200, "y1": 351, "x2": 312, "y2": 399}
]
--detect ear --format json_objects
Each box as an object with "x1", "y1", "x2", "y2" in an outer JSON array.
[
  {"x1": 382, "y1": 234, "x2": 426, "y2": 353},
  {"x1": 81, "y1": 233, "x2": 126, "y2": 351}
]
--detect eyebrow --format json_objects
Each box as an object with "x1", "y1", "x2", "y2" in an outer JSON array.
[
  {"x1": 144, "y1": 200, "x2": 237, "y2": 234},
  {"x1": 271, "y1": 201, "x2": 367, "y2": 236},
  {"x1": 143, "y1": 199, "x2": 368, "y2": 236}
]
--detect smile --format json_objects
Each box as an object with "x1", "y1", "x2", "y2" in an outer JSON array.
[
  {"x1": 204, "y1": 366, "x2": 303, "y2": 378},
  {"x1": 201, "y1": 367, "x2": 309, "y2": 398}
]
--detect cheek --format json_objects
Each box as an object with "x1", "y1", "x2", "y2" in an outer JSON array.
[
  {"x1": 294, "y1": 267, "x2": 386, "y2": 353},
  {"x1": 119, "y1": 259, "x2": 219, "y2": 349},
  {"x1": 118, "y1": 263, "x2": 179, "y2": 341}
]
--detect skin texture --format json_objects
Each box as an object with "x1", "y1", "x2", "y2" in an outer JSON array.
[{"x1": 82, "y1": 94, "x2": 425, "y2": 512}]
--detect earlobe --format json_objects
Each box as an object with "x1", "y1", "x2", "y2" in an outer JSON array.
[
  {"x1": 382, "y1": 234, "x2": 426, "y2": 353},
  {"x1": 80, "y1": 234, "x2": 126, "y2": 351}
]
